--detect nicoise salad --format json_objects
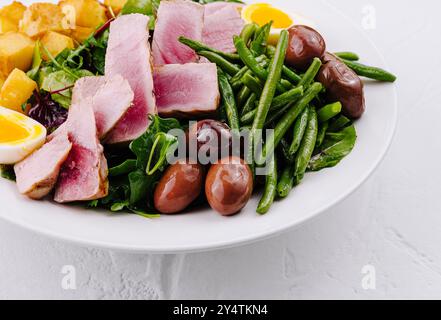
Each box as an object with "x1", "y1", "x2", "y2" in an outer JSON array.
[{"x1": 0, "y1": 0, "x2": 396, "y2": 217}]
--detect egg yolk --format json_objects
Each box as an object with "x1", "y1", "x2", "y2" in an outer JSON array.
[
  {"x1": 251, "y1": 7, "x2": 293, "y2": 29},
  {"x1": 0, "y1": 115, "x2": 31, "y2": 143}
]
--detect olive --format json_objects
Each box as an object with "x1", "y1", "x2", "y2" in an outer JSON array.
[
  {"x1": 285, "y1": 25, "x2": 326, "y2": 71},
  {"x1": 205, "y1": 157, "x2": 253, "y2": 216},
  {"x1": 153, "y1": 160, "x2": 204, "y2": 214},
  {"x1": 317, "y1": 53, "x2": 365, "y2": 119},
  {"x1": 188, "y1": 119, "x2": 232, "y2": 162}
]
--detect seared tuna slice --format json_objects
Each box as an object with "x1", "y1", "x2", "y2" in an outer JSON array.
[
  {"x1": 14, "y1": 134, "x2": 72, "y2": 200},
  {"x1": 154, "y1": 63, "x2": 220, "y2": 117},
  {"x1": 54, "y1": 100, "x2": 108, "y2": 203},
  {"x1": 73, "y1": 75, "x2": 134, "y2": 139},
  {"x1": 202, "y1": 2, "x2": 244, "y2": 53},
  {"x1": 105, "y1": 14, "x2": 156, "y2": 144},
  {"x1": 152, "y1": 0, "x2": 204, "y2": 65}
]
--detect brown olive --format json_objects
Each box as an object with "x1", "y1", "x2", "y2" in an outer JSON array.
[
  {"x1": 285, "y1": 25, "x2": 326, "y2": 71},
  {"x1": 205, "y1": 157, "x2": 253, "y2": 216},
  {"x1": 188, "y1": 119, "x2": 232, "y2": 162},
  {"x1": 317, "y1": 53, "x2": 365, "y2": 119},
  {"x1": 154, "y1": 160, "x2": 204, "y2": 214}
]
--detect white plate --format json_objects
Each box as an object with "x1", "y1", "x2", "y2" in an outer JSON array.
[{"x1": 0, "y1": 0, "x2": 397, "y2": 253}]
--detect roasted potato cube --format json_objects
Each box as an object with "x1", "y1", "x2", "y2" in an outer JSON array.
[
  {"x1": 0, "y1": 2, "x2": 26, "y2": 25},
  {"x1": 0, "y1": 16, "x2": 18, "y2": 34},
  {"x1": 0, "y1": 74, "x2": 5, "y2": 90},
  {"x1": 104, "y1": 0, "x2": 127, "y2": 14},
  {"x1": 0, "y1": 68, "x2": 37, "y2": 113},
  {"x1": 41, "y1": 31, "x2": 74, "y2": 60},
  {"x1": 60, "y1": 0, "x2": 107, "y2": 29},
  {"x1": 19, "y1": 3, "x2": 69, "y2": 39},
  {"x1": 71, "y1": 26, "x2": 94, "y2": 43},
  {"x1": 0, "y1": 32, "x2": 35, "y2": 76}
]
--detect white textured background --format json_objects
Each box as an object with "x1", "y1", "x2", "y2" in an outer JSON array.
[{"x1": 1, "y1": 0, "x2": 440, "y2": 299}]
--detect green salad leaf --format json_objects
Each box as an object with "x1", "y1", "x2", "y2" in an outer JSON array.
[
  {"x1": 121, "y1": 0, "x2": 160, "y2": 29},
  {"x1": 308, "y1": 124, "x2": 357, "y2": 171},
  {"x1": 27, "y1": 41, "x2": 42, "y2": 81},
  {"x1": 40, "y1": 69, "x2": 94, "y2": 109},
  {"x1": 91, "y1": 115, "x2": 182, "y2": 217}
]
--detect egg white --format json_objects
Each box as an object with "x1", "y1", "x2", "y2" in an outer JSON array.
[{"x1": 0, "y1": 106, "x2": 47, "y2": 165}]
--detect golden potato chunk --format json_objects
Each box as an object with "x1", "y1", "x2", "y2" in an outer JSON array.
[
  {"x1": 104, "y1": 0, "x2": 128, "y2": 14},
  {"x1": 19, "y1": 3, "x2": 69, "y2": 39},
  {"x1": 60, "y1": 0, "x2": 107, "y2": 29},
  {"x1": 71, "y1": 26, "x2": 94, "y2": 43},
  {"x1": 41, "y1": 31, "x2": 74, "y2": 60},
  {"x1": 0, "y1": 32, "x2": 35, "y2": 76},
  {"x1": 0, "y1": 17, "x2": 18, "y2": 34},
  {"x1": 0, "y1": 74, "x2": 5, "y2": 90},
  {"x1": 0, "y1": 2, "x2": 26, "y2": 25},
  {"x1": 0, "y1": 68, "x2": 37, "y2": 113}
]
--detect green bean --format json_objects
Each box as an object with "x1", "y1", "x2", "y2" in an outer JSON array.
[
  {"x1": 248, "y1": 30, "x2": 288, "y2": 170},
  {"x1": 241, "y1": 93, "x2": 257, "y2": 116},
  {"x1": 294, "y1": 107, "x2": 318, "y2": 181},
  {"x1": 341, "y1": 59, "x2": 397, "y2": 82},
  {"x1": 272, "y1": 86, "x2": 304, "y2": 111},
  {"x1": 234, "y1": 36, "x2": 292, "y2": 93},
  {"x1": 199, "y1": 51, "x2": 240, "y2": 76},
  {"x1": 178, "y1": 36, "x2": 240, "y2": 61},
  {"x1": 230, "y1": 56, "x2": 268, "y2": 89},
  {"x1": 289, "y1": 107, "x2": 309, "y2": 155},
  {"x1": 217, "y1": 68, "x2": 240, "y2": 130},
  {"x1": 279, "y1": 136, "x2": 295, "y2": 164},
  {"x1": 240, "y1": 23, "x2": 258, "y2": 45},
  {"x1": 242, "y1": 73, "x2": 263, "y2": 95},
  {"x1": 328, "y1": 115, "x2": 351, "y2": 132},
  {"x1": 240, "y1": 108, "x2": 256, "y2": 125},
  {"x1": 257, "y1": 155, "x2": 277, "y2": 214},
  {"x1": 251, "y1": 30, "x2": 289, "y2": 132},
  {"x1": 230, "y1": 66, "x2": 250, "y2": 84},
  {"x1": 242, "y1": 87, "x2": 304, "y2": 124},
  {"x1": 282, "y1": 66, "x2": 302, "y2": 84},
  {"x1": 237, "y1": 86, "x2": 252, "y2": 109},
  {"x1": 316, "y1": 121, "x2": 329, "y2": 148},
  {"x1": 261, "y1": 83, "x2": 323, "y2": 162},
  {"x1": 317, "y1": 102, "x2": 342, "y2": 123},
  {"x1": 334, "y1": 51, "x2": 360, "y2": 61},
  {"x1": 298, "y1": 58, "x2": 322, "y2": 88},
  {"x1": 264, "y1": 104, "x2": 288, "y2": 126},
  {"x1": 250, "y1": 22, "x2": 272, "y2": 56},
  {"x1": 277, "y1": 165, "x2": 295, "y2": 198}
]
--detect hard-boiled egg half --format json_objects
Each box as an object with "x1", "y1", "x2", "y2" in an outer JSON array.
[
  {"x1": 0, "y1": 106, "x2": 47, "y2": 164},
  {"x1": 241, "y1": 3, "x2": 316, "y2": 44}
]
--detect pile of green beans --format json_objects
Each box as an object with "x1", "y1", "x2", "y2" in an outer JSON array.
[{"x1": 179, "y1": 24, "x2": 397, "y2": 214}]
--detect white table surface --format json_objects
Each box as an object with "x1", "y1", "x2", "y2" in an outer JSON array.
[{"x1": 1, "y1": 0, "x2": 439, "y2": 299}]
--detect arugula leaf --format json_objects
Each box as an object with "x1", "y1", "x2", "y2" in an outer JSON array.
[
  {"x1": 109, "y1": 159, "x2": 137, "y2": 176},
  {"x1": 129, "y1": 169, "x2": 153, "y2": 204},
  {"x1": 308, "y1": 124, "x2": 357, "y2": 171},
  {"x1": 121, "y1": 0, "x2": 160, "y2": 29},
  {"x1": 146, "y1": 132, "x2": 178, "y2": 175},
  {"x1": 130, "y1": 115, "x2": 182, "y2": 170}
]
